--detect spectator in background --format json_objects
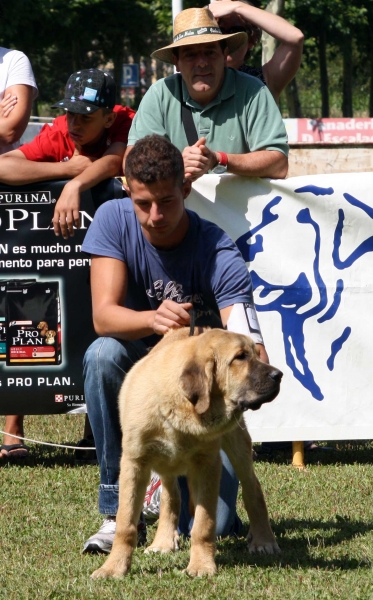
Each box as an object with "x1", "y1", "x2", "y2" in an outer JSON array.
[
  {"x1": 0, "y1": 68, "x2": 135, "y2": 460},
  {"x1": 124, "y1": 6, "x2": 288, "y2": 183},
  {"x1": 209, "y1": 0, "x2": 304, "y2": 103},
  {"x1": 0, "y1": 68, "x2": 134, "y2": 238},
  {"x1": 0, "y1": 46, "x2": 38, "y2": 459}
]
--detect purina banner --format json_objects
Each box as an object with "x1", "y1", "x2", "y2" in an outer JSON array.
[
  {"x1": 0, "y1": 178, "x2": 124, "y2": 414},
  {"x1": 188, "y1": 172, "x2": 373, "y2": 442}
]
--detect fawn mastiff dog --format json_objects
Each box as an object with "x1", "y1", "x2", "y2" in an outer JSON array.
[{"x1": 91, "y1": 328, "x2": 282, "y2": 579}]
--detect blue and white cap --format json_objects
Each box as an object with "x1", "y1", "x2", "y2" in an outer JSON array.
[{"x1": 51, "y1": 69, "x2": 116, "y2": 114}]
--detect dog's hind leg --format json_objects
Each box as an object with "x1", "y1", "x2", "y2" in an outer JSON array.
[
  {"x1": 145, "y1": 475, "x2": 180, "y2": 554},
  {"x1": 91, "y1": 456, "x2": 150, "y2": 579},
  {"x1": 185, "y1": 452, "x2": 221, "y2": 577},
  {"x1": 222, "y1": 427, "x2": 280, "y2": 554}
]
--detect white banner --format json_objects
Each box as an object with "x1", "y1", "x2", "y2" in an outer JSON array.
[{"x1": 187, "y1": 172, "x2": 373, "y2": 441}]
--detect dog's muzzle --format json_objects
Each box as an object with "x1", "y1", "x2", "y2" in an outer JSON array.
[{"x1": 238, "y1": 368, "x2": 283, "y2": 412}]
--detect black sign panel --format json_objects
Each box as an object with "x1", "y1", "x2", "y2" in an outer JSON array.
[{"x1": 0, "y1": 178, "x2": 124, "y2": 414}]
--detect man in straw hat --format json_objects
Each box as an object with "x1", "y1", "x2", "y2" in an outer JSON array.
[{"x1": 124, "y1": 6, "x2": 288, "y2": 181}]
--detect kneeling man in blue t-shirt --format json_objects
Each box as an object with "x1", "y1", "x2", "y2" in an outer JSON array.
[{"x1": 81, "y1": 134, "x2": 270, "y2": 554}]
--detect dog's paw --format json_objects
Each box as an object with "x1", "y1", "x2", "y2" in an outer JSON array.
[
  {"x1": 145, "y1": 539, "x2": 180, "y2": 554},
  {"x1": 247, "y1": 537, "x2": 281, "y2": 555},
  {"x1": 144, "y1": 531, "x2": 180, "y2": 554},
  {"x1": 184, "y1": 561, "x2": 217, "y2": 577},
  {"x1": 90, "y1": 560, "x2": 130, "y2": 579},
  {"x1": 91, "y1": 568, "x2": 120, "y2": 579}
]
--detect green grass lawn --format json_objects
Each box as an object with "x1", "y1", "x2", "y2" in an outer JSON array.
[{"x1": 1, "y1": 414, "x2": 373, "y2": 600}]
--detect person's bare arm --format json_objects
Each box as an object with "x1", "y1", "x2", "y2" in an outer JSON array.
[
  {"x1": 225, "y1": 149, "x2": 288, "y2": 178},
  {"x1": 0, "y1": 148, "x2": 93, "y2": 184},
  {"x1": 52, "y1": 142, "x2": 126, "y2": 239},
  {"x1": 0, "y1": 94, "x2": 17, "y2": 119},
  {"x1": 91, "y1": 255, "x2": 192, "y2": 340},
  {"x1": 210, "y1": 1, "x2": 304, "y2": 101},
  {"x1": 0, "y1": 84, "x2": 34, "y2": 148},
  {"x1": 220, "y1": 304, "x2": 269, "y2": 363},
  {"x1": 182, "y1": 138, "x2": 288, "y2": 180}
]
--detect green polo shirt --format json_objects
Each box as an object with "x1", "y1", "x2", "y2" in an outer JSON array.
[{"x1": 128, "y1": 68, "x2": 288, "y2": 157}]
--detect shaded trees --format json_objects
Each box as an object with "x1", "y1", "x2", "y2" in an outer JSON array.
[
  {"x1": 285, "y1": 0, "x2": 370, "y2": 117},
  {"x1": 0, "y1": 0, "x2": 155, "y2": 108},
  {"x1": 0, "y1": 0, "x2": 372, "y2": 117}
]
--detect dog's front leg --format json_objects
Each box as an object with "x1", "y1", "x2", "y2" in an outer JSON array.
[
  {"x1": 145, "y1": 474, "x2": 180, "y2": 554},
  {"x1": 91, "y1": 456, "x2": 150, "y2": 579},
  {"x1": 222, "y1": 427, "x2": 280, "y2": 554},
  {"x1": 185, "y1": 452, "x2": 221, "y2": 577}
]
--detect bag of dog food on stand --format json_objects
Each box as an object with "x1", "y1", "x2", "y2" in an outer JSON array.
[
  {"x1": 0, "y1": 279, "x2": 37, "y2": 361},
  {"x1": 0, "y1": 281, "x2": 6, "y2": 360},
  {"x1": 6, "y1": 281, "x2": 61, "y2": 366}
]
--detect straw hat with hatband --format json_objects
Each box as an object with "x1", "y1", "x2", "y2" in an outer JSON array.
[{"x1": 151, "y1": 7, "x2": 248, "y2": 64}]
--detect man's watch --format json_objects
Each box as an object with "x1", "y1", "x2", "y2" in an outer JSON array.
[{"x1": 211, "y1": 151, "x2": 228, "y2": 174}]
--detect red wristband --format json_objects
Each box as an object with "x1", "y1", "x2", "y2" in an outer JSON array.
[{"x1": 217, "y1": 151, "x2": 228, "y2": 167}]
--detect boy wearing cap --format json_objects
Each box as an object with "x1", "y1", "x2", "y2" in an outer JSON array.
[{"x1": 0, "y1": 68, "x2": 135, "y2": 239}]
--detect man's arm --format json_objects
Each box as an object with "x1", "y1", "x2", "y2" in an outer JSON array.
[
  {"x1": 0, "y1": 84, "x2": 34, "y2": 149},
  {"x1": 182, "y1": 138, "x2": 288, "y2": 181},
  {"x1": 209, "y1": 1, "x2": 304, "y2": 102},
  {"x1": 220, "y1": 304, "x2": 269, "y2": 363},
  {"x1": 52, "y1": 142, "x2": 126, "y2": 239},
  {"x1": 128, "y1": 139, "x2": 287, "y2": 182},
  {"x1": 90, "y1": 255, "x2": 192, "y2": 340},
  {"x1": 225, "y1": 149, "x2": 288, "y2": 178}
]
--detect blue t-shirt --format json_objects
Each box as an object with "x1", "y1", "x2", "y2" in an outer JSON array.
[{"x1": 82, "y1": 197, "x2": 253, "y2": 343}]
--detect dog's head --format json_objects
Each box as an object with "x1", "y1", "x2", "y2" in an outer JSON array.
[
  {"x1": 45, "y1": 330, "x2": 56, "y2": 344},
  {"x1": 179, "y1": 329, "x2": 282, "y2": 423},
  {"x1": 37, "y1": 321, "x2": 48, "y2": 336}
]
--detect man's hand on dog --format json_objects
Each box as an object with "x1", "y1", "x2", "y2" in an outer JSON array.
[{"x1": 152, "y1": 299, "x2": 192, "y2": 335}]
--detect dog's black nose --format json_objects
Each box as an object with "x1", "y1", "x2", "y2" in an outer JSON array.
[{"x1": 269, "y1": 369, "x2": 283, "y2": 382}]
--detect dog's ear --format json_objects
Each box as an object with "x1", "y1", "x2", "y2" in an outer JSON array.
[{"x1": 180, "y1": 359, "x2": 214, "y2": 415}]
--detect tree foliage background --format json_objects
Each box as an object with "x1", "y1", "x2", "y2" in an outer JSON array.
[{"x1": 0, "y1": 0, "x2": 372, "y2": 117}]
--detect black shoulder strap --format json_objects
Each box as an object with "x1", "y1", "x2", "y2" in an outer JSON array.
[{"x1": 179, "y1": 75, "x2": 198, "y2": 146}]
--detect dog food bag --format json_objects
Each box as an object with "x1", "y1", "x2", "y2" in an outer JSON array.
[
  {"x1": 0, "y1": 281, "x2": 6, "y2": 360},
  {"x1": 0, "y1": 279, "x2": 37, "y2": 361},
  {"x1": 6, "y1": 281, "x2": 61, "y2": 365}
]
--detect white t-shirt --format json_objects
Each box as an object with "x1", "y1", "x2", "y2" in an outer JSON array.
[{"x1": 0, "y1": 47, "x2": 38, "y2": 154}]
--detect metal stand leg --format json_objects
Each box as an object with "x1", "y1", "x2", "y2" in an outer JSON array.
[{"x1": 292, "y1": 441, "x2": 306, "y2": 469}]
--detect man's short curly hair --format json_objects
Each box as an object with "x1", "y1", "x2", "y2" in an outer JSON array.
[{"x1": 125, "y1": 135, "x2": 184, "y2": 186}]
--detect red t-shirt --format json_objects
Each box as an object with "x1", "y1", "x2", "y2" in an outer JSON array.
[{"x1": 20, "y1": 105, "x2": 135, "y2": 163}]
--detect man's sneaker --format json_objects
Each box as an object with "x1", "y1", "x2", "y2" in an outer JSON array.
[
  {"x1": 82, "y1": 514, "x2": 147, "y2": 554},
  {"x1": 82, "y1": 517, "x2": 116, "y2": 554},
  {"x1": 143, "y1": 473, "x2": 162, "y2": 521}
]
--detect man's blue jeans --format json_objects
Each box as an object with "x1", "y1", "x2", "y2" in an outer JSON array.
[{"x1": 83, "y1": 336, "x2": 242, "y2": 537}]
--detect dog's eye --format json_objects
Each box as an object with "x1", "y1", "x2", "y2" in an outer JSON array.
[{"x1": 234, "y1": 353, "x2": 247, "y2": 361}]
